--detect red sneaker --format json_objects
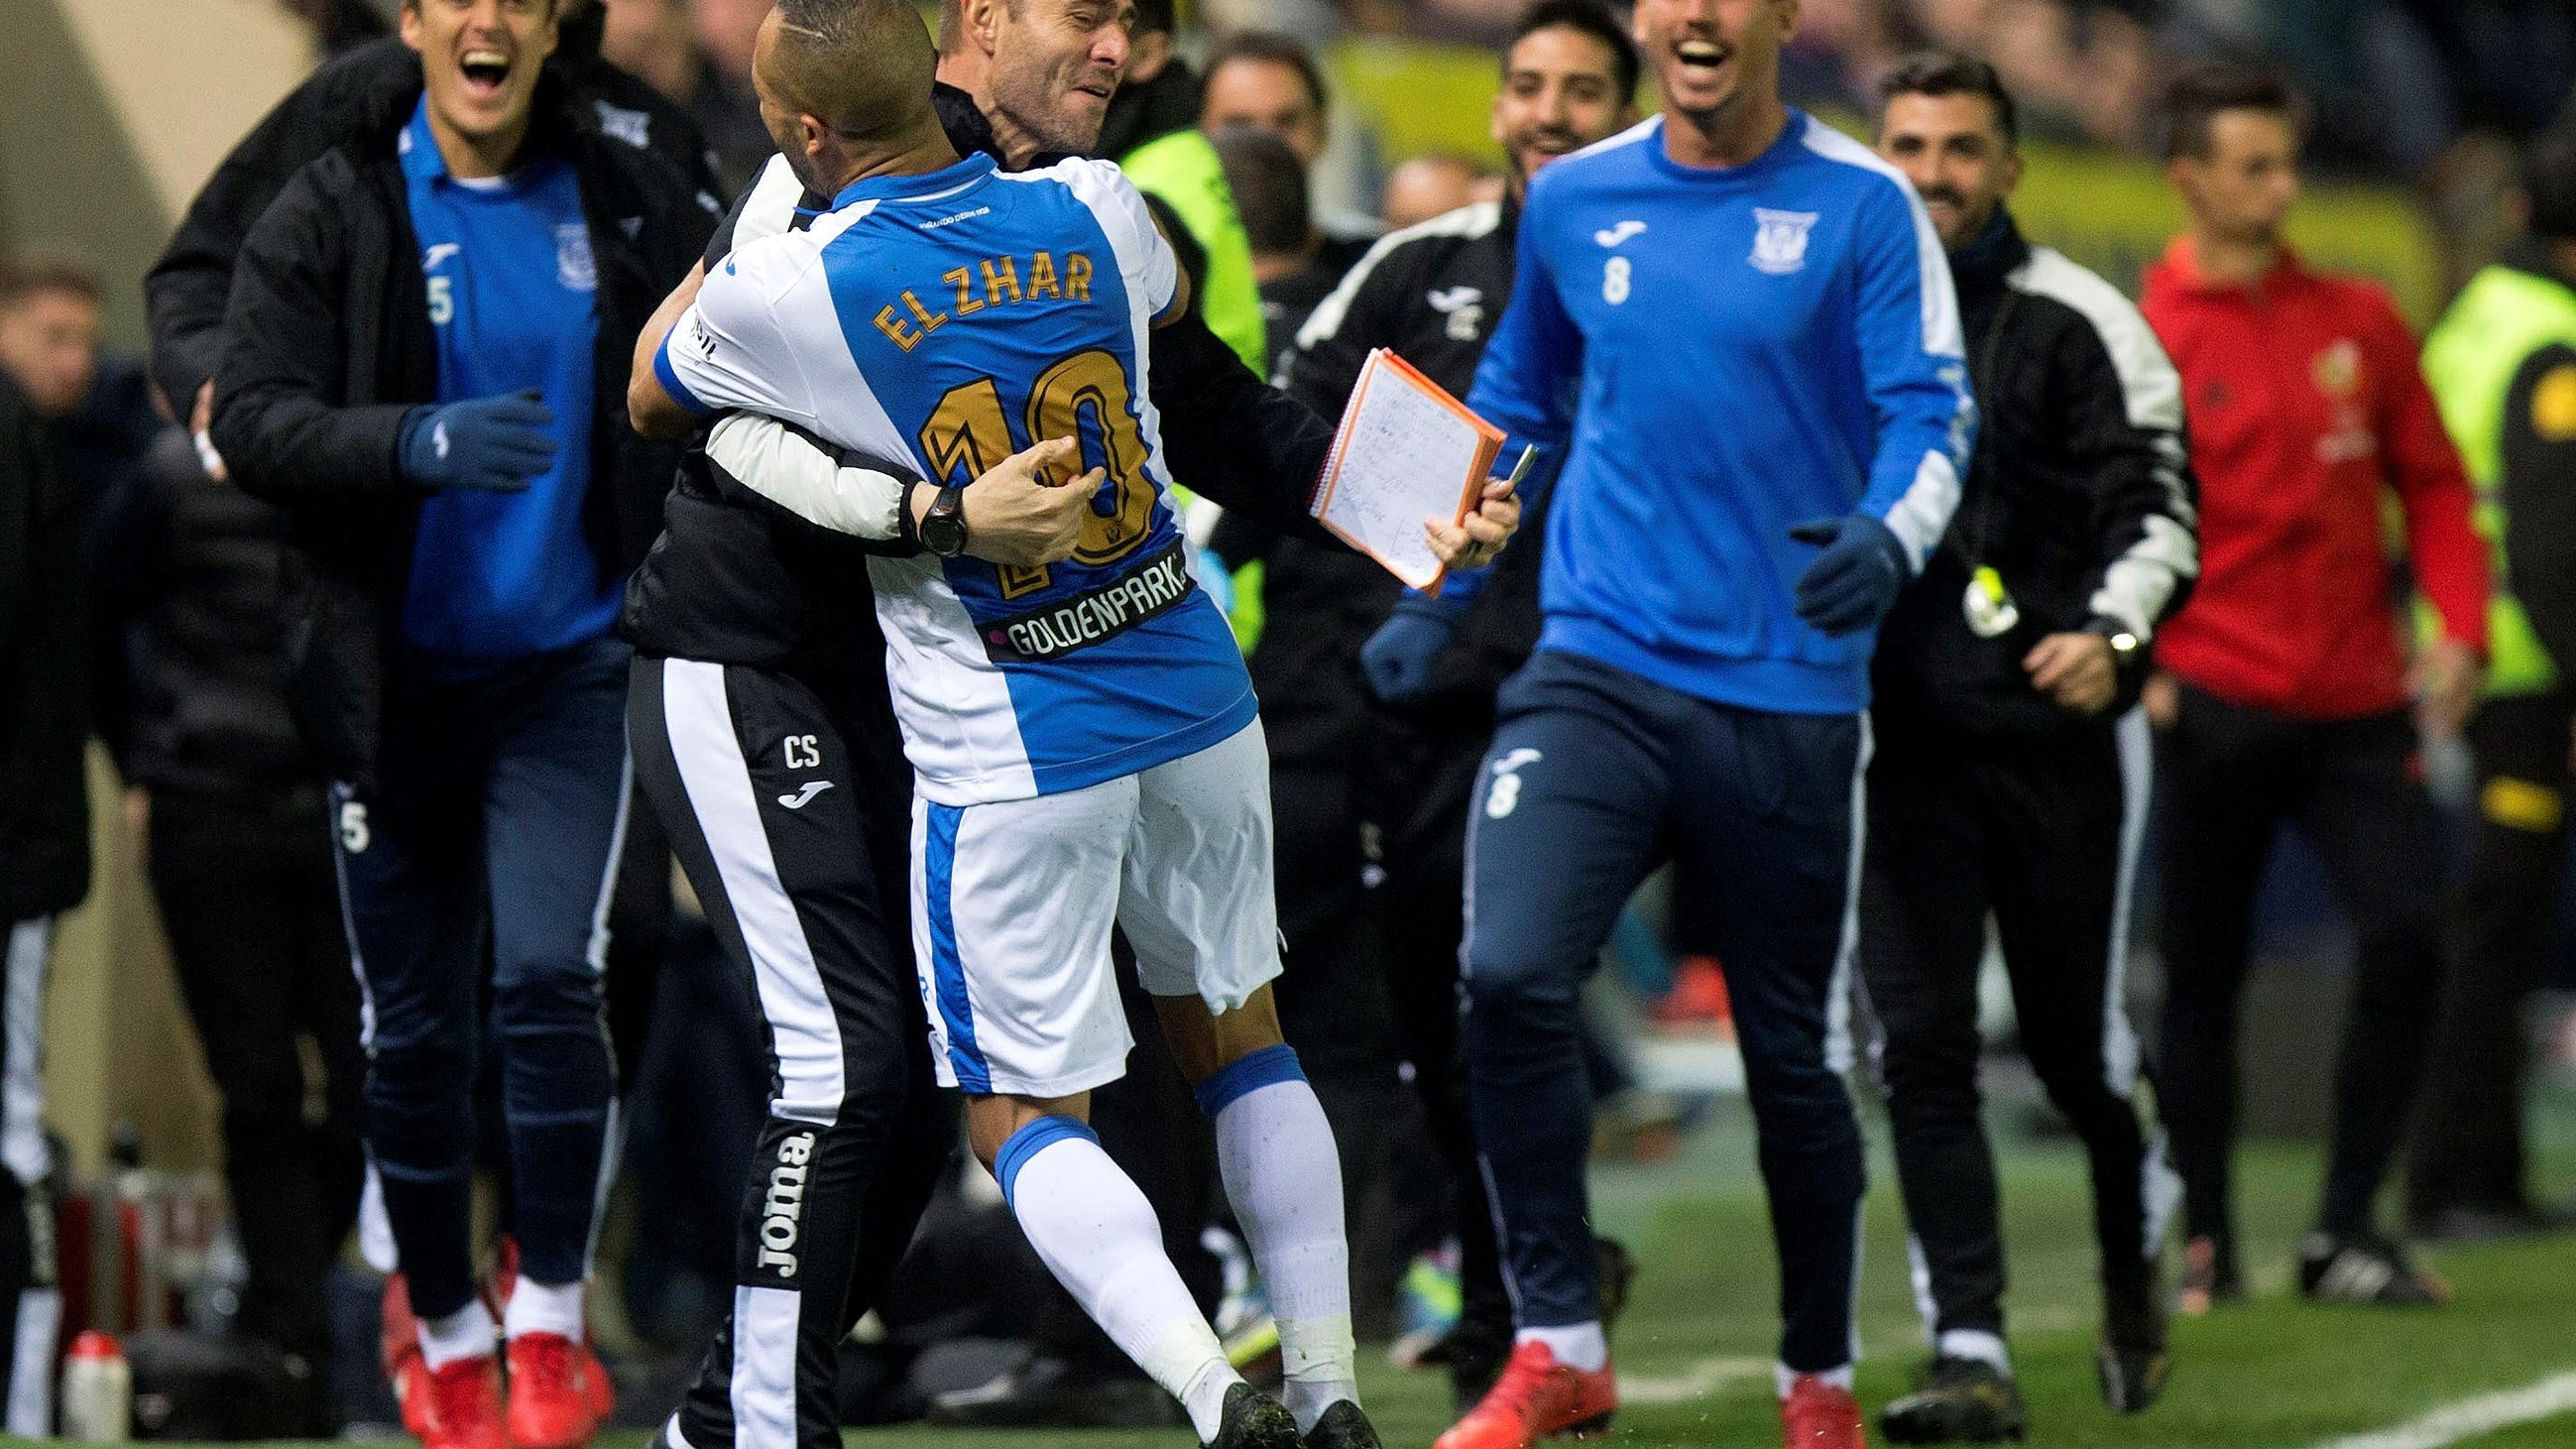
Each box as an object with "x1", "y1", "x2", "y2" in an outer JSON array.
[
  {"x1": 419, "y1": 1354, "x2": 508, "y2": 1449},
  {"x1": 506, "y1": 1332, "x2": 605, "y2": 1449},
  {"x1": 381, "y1": 1273, "x2": 433, "y2": 1439},
  {"x1": 1433, "y1": 1340, "x2": 1617, "y2": 1449},
  {"x1": 1781, "y1": 1374, "x2": 1865, "y2": 1448}
]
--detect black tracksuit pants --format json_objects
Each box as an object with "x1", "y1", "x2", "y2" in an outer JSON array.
[
  {"x1": 2408, "y1": 691, "x2": 2571, "y2": 1221},
  {"x1": 630, "y1": 657, "x2": 954, "y2": 1449},
  {"x1": 149, "y1": 785, "x2": 366, "y2": 1374},
  {"x1": 1860, "y1": 715, "x2": 2166, "y2": 1348},
  {"x1": 2157, "y1": 683, "x2": 2447, "y2": 1258},
  {"x1": 1269, "y1": 712, "x2": 1513, "y2": 1397}
]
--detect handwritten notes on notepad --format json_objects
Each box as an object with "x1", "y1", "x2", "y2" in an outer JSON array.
[{"x1": 1311, "y1": 349, "x2": 1507, "y2": 592}]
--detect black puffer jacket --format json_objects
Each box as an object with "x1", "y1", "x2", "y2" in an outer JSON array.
[
  {"x1": 209, "y1": 76, "x2": 717, "y2": 786},
  {"x1": 147, "y1": 5, "x2": 720, "y2": 413},
  {"x1": 101, "y1": 431, "x2": 315, "y2": 801},
  {"x1": 1872, "y1": 210, "x2": 2200, "y2": 740},
  {"x1": 0, "y1": 375, "x2": 89, "y2": 921}
]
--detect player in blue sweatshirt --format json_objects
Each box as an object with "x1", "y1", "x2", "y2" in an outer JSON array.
[{"x1": 1361, "y1": 1, "x2": 1970, "y2": 1445}]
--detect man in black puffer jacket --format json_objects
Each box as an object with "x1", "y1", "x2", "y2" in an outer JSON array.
[
  {"x1": 0, "y1": 291, "x2": 86, "y2": 1438},
  {"x1": 1861, "y1": 55, "x2": 2200, "y2": 1446},
  {"x1": 95, "y1": 426, "x2": 363, "y2": 1429},
  {"x1": 208, "y1": 1, "x2": 713, "y2": 1438},
  {"x1": 147, "y1": 0, "x2": 718, "y2": 420}
]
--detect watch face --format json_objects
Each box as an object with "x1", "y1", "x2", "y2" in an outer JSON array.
[{"x1": 923, "y1": 513, "x2": 966, "y2": 555}]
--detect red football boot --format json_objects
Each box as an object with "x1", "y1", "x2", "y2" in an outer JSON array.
[
  {"x1": 1433, "y1": 1340, "x2": 1617, "y2": 1449},
  {"x1": 419, "y1": 1353, "x2": 509, "y2": 1449},
  {"x1": 506, "y1": 1332, "x2": 605, "y2": 1449},
  {"x1": 1781, "y1": 1374, "x2": 1865, "y2": 1449},
  {"x1": 382, "y1": 1273, "x2": 434, "y2": 1438}
]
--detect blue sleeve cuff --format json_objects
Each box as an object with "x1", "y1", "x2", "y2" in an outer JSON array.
[{"x1": 652, "y1": 334, "x2": 714, "y2": 416}]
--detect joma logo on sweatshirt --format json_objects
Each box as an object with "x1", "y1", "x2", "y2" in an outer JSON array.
[{"x1": 757, "y1": 1131, "x2": 816, "y2": 1277}]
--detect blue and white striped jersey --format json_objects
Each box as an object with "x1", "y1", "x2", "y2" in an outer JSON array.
[
  {"x1": 656, "y1": 151, "x2": 1254, "y2": 803},
  {"x1": 1460, "y1": 111, "x2": 1975, "y2": 715}
]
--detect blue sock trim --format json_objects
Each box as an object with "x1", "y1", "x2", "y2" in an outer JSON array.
[
  {"x1": 1192, "y1": 1042, "x2": 1305, "y2": 1117},
  {"x1": 994, "y1": 1115, "x2": 1099, "y2": 1209}
]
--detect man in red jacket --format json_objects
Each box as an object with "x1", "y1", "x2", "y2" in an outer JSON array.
[{"x1": 2140, "y1": 61, "x2": 2488, "y2": 1313}]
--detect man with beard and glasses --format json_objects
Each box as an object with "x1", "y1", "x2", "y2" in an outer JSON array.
[
  {"x1": 1863, "y1": 52, "x2": 2198, "y2": 1444},
  {"x1": 1203, "y1": 0, "x2": 1639, "y2": 1412},
  {"x1": 1360, "y1": 0, "x2": 1972, "y2": 1443}
]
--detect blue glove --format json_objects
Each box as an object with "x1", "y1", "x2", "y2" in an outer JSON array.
[
  {"x1": 398, "y1": 390, "x2": 557, "y2": 493},
  {"x1": 1361, "y1": 597, "x2": 1461, "y2": 704},
  {"x1": 1790, "y1": 513, "x2": 1910, "y2": 636}
]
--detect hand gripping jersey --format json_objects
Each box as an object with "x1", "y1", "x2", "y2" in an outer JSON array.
[{"x1": 656, "y1": 152, "x2": 1256, "y2": 803}]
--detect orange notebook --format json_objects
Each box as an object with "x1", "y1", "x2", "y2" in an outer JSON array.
[{"x1": 1309, "y1": 348, "x2": 1507, "y2": 594}]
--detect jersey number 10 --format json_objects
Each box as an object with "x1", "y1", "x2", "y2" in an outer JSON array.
[{"x1": 917, "y1": 347, "x2": 1157, "y2": 599}]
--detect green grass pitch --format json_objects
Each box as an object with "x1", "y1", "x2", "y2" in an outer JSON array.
[{"x1": 42, "y1": 1081, "x2": 2576, "y2": 1448}]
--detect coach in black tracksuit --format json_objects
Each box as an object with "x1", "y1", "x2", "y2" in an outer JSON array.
[{"x1": 1862, "y1": 57, "x2": 2200, "y2": 1445}]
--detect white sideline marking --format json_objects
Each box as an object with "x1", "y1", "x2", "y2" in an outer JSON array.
[
  {"x1": 2308, "y1": 1371, "x2": 2576, "y2": 1449},
  {"x1": 1617, "y1": 1356, "x2": 1771, "y2": 1404}
]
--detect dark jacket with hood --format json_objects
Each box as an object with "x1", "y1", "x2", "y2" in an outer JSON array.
[
  {"x1": 147, "y1": 4, "x2": 719, "y2": 413},
  {"x1": 208, "y1": 70, "x2": 718, "y2": 786}
]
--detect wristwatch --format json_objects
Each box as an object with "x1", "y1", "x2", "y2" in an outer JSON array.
[
  {"x1": 919, "y1": 483, "x2": 969, "y2": 557},
  {"x1": 2086, "y1": 616, "x2": 2142, "y2": 664}
]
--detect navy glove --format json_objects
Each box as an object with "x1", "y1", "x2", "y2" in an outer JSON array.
[
  {"x1": 1790, "y1": 513, "x2": 1911, "y2": 636},
  {"x1": 1361, "y1": 597, "x2": 1461, "y2": 704},
  {"x1": 398, "y1": 390, "x2": 557, "y2": 493}
]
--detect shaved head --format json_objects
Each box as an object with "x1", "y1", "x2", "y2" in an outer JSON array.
[{"x1": 757, "y1": 0, "x2": 940, "y2": 162}]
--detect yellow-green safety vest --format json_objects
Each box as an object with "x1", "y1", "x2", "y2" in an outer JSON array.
[{"x1": 2420, "y1": 264, "x2": 2576, "y2": 697}]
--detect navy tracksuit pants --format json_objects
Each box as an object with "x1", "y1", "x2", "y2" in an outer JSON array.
[
  {"x1": 332, "y1": 635, "x2": 633, "y2": 1320},
  {"x1": 1463, "y1": 650, "x2": 1867, "y2": 1373}
]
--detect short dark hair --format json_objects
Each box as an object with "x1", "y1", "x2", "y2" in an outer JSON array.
[
  {"x1": 0, "y1": 254, "x2": 100, "y2": 311},
  {"x1": 1877, "y1": 50, "x2": 2018, "y2": 149},
  {"x1": 1129, "y1": 0, "x2": 1172, "y2": 38},
  {"x1": 1505, "y1": 0, "x2": 1639, "y2": 109},
  {"x1": 1210, "y1": 125, "x2": 1311, "y2": 257},
  {"x1": 1204, "y1": 31, "x2": 1329, "y2": 115},
  {"x1": 2161, "y1": 60, "x2": 2302, "y2": 162},
  {"x1": 2529, "y1": 121, "x2": 2576, "y2": 242}
]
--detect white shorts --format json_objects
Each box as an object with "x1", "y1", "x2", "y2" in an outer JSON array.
[{"x1": 909, "y1": 720, "x2": 1282, "y2": 1097}]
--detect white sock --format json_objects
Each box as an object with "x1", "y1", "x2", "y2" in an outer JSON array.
[
  {"x1": 1518, "y1": 1322, "x2": 1607, "y2": 1374},
  {"x1": 503, "y1": 1277, "x2": 585, "y2": 1341},
  {"x1": 1776, "y1": 1362, "x2": 1856, "y2": 1397},
  {"x1": 998, "y1": 1118, "x2": 1241, "y2": 1442},
  {"x1": 1200, "y1": 1049, "x2": 1359, "y2": 1433},
  {"x1": 417, "y1": 1300, "x2": 497, "y2": 1370},
  {"x1": 1936, "y1": 1329, "x2": 2010, "y2": 1376}
]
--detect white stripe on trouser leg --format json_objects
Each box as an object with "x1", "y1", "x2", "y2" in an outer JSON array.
[
  {"x1": 1825, "y1": 714, "x2": 1873, "y2": 1076},
  {"x1": 2102, "y1": 708, "x2": 2151, "y2": 1098},
  {"x1": 325, "y1": 791, "x2": 403, "y2": 1274},
  {"x1": 1905, "y1": 1234, "x2": 1937, "y2": 1347},
  {"x1": 661, "y1": 662, "x2": 847, "y2": 1126},
  {"x1": 357, "y1": 1162, "x2": 398, "y2": 1274},
  {"x1": 2141, "y1": 1127, "x2": 2181, "y2": 1264},
  {"x1": 577, "y1": 754, "x2": 635, "y2": 1276},
  {"x1": 2, "y1": 921, "x2": 53, "y2": 1189},
  {"x1": 730, "y1": 1284, "x2": 801, "y2": 1449},
  {"x1": 7, "y1": 1285, "x2": 57, "y2": 1436}
]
